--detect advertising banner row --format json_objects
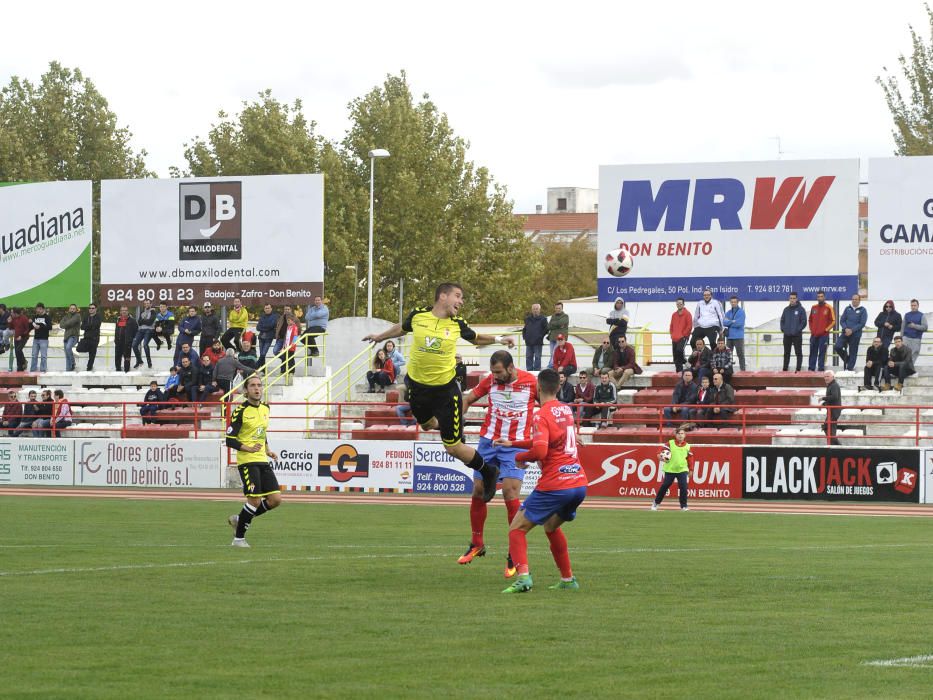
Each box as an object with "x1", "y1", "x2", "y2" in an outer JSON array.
[
  {"x1": 269, "y1": 439, "x2": 932, "y2": 505},
  {"x1": 0, "y1": 439, "x2": 224, "y2": 488}
]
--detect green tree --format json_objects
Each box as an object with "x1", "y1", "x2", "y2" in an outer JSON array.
[
  {"x1": 0, "y1": 61, "x2": 152, "y2": 299},
  {"x1": 529, "y1": 237, "x2": 597, "y2": 305},
  {"x1": 179, "y1": 91, "x2": 368, "y2": 317},
  {"x1": 344, "y1": 72, "x2": 540, "y2": 322},
  {"x1": 878, "y1": 4, "x2": 933, "y2": 154}
]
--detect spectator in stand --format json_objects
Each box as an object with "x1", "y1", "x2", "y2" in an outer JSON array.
[
  {"x1": 688, "y1": 337, "x2": 712, "y2": 382},
  {"x1": 202, "y1": 338, "x2": 226, "y2": 366},
  {"x1": 706, "y1": 372, "x2": 736, "y2": 428},
  {"x1": 690, "y1": 375, "x2": 712, "y2": 424},
  {"x1": 723, "y1": 296, "x2": 746, "y2": 372},
  {"x1": 862, "y1": 336, "x2": 888, "y2": 391},
  {"x1": 606, "y1": 297, "x2": 629, "y2": 349},
  {"x1": 573, "y1": 370, "x2": 597, "y2": 424},
  {"x1": 193, "y1": 354, "x2": 216, "y2": 402},
  {"x1": 113, "y1": 305, "x2": 139, "y2": 373},
  {"x1": 691, "y1": 289, "x2": 724, "y2": 351},
  {"x1": 140, "y1": 381, "x2": 164, "y2": 424},
  {"x1": 834, "y1": 293, "x2": 867, "y2": 372},
  {"x1": 9, "y1": 308, "x2": 31, "y2": 372},
  {"x1": 280, "y1": 312, "x2": 300, "y2": 376},
  {"x1": 663, "y1": 369, "x2": 698, "y2": 427},
  {"x1": 710, "y1": 337, "x2": 734, "y2": 385},
  {"x1": 552, "y1": 334, "x2": 578, "y2": 377},
  {"x1": 164, "y1": 366, "x2": 180, "y2": 396},
  {"x1": 304, "y1": 295, "x2": 329, "y2": 358},
  {"x1": 174, "y1": 356, "x2": 195, "y2": 402},
  {"x1": 454, "y1": 353, "x2": 468, "y2": 389},
  {"x1": 396, "y1": 402, "x2": 415, "y2": 427},
  {"x1": 175, "y1": 342, "x2": 199, "y2": 372},
  {"x1": 669, "y1": 298, "x2": 692, "y2": 374},
  {"x1": 593, "y1": 369, "x2": 617, "y2": 428},
  {"x1": 214, "y1": 349, "x2": 255, "y2": 397},
  {"x1": 237, "y1": 338, "x2": 259, "y2": 375},
  {"x1": 367, "y1": 348, "x2": 396, "y2": 393},
  {"x1": 780, "y1": 291, "x2": 807, "y2": 372},
  {"x1": 821, "y1": 370, "x2": 842, "y2": 446},
  {"x1": 556, "y1": 371, "x2": 576, "y2": 404},
  {"x1": 884, "y1": 336, "x2": 916, "y2": 391},
  {"x1": 383, "y1": 340, "x2": 405, "y2": 377},
  {"x1": 521, "y1": 303, "x2": 549, "y2": 371},
  {"x1": 31, "y1": 389, "x2": 53, "y2": 437},
  {"x1": 0, "y1": 304, "x2": 12, "y2": 352},
  {"x1": 874, "y1": 300, "x2": 902, "y2": 350},
  {"x1": 59, "y1": 303, "x2": 81, "y2": 372},
  {"x1": 590, "y1": 337, "x2": 613, "y2": 376},
  {"x1": 29, "y1": 302, "x2": 52, "y2": 373},
  {"x1": 153, "y1": 303, "x2": 175, "y2": 350},
  {"x1": 199, "y1": 302, "x2": 221, "y2": 354},
  {"x1": 221, "y1": 298, "x2": 249, "y2": 351},
  {"x1": 174, "y1": 306, "x2": 202, "y2": 366},
  {"x1": 611, "y1": 335, "x2": 642, "y2": 389},
  {"x1": 546, "y1": 302, "x2": 569, "y2": 368},
  {"x1": 1, "y1": 390, "x2": 22, "y2": 434},
  {"x1": 807, "y1": 291, "x2": 835, "y2": 372},
  {"x1": 273, "y1": 305, "x2": 294, "y2": 359},
  {"x1": 33, "y1": 389, "x2": 72, "y2": 437},
  {"x1": 132, "y1": 300, "x2": 157, "y2": 369},
  {"x1": 256, "y1": 303, "x2": 279, "y2": 367},
  {"x1": 79, "y1": 304, "x2": 102, "y2": 371},
  {"x1": 903, "y1": 299, "x2": 927, "y2": 363},
  {"x1": 11, "y1": 390, "x2": 39, "y2": 436}
]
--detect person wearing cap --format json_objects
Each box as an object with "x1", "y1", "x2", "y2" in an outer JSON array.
[
  {"x1": 140, "y1": 381, "x2": 165, "y2": 424},
  {"x1": 551, "y1": 334, "x2": 577, "y2": 377},
  {"x1": 1, "y1": 390, "x2": 23, "y2": 434},
  {"x1": 174, "y1": 306, "x2": 202, "y2": 366},
  {"x1": 546, "y1": 302, "x2": 569, "y2": 369},
  {"x1": 199, "y1": 302, "x2": 222, "y2": 355},
  {"x1": 606, "y1": 297, "x2": 629, "y2": 349}
]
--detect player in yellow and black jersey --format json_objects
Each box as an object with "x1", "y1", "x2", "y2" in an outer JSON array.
[
  {"x1": 363, "y1": 282, "x2": 515, "y2": 502},
  {"x1": 225, "y1": 374, "x2": 281, "y2": 548}
]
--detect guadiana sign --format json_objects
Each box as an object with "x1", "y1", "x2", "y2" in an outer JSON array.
[{"x1": 0, "y1": 180, "x2": 93, "y2": 306}]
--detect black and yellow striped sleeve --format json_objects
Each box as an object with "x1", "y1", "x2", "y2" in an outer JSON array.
[
  {"x1": 455, "y1": 316, "x2": 477, "y2": 342},
  {"x1": 225, "y1": 403, "x2": 245, "y2": 450}
]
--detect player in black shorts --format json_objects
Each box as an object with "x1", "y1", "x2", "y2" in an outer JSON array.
[
  {"x1": 226, "y1": 375, "x2": 281, "y2": 547},
  {"x1": 363, "y1": 282, "x2": 514, "y2": 501}
]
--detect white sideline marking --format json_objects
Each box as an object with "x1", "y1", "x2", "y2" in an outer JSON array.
[{"x1": 862, "y1": 655, "x2": 933, "y2": 668}]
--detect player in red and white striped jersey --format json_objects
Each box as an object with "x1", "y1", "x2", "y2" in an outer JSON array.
[{"x1": 456, "y1": 350, "x2": 538, "y2": 576}]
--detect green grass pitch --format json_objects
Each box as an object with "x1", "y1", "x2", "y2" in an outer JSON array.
[{"x1": 2, "y1": 495, "x2": 933, "y2": 698}]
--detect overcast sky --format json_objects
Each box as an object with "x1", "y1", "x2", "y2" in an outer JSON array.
[{"x1": 3, "y1": 0, "x2": 928, "y2": 212}]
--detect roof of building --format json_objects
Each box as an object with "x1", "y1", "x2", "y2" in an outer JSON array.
[{"x1": 516, "y1": 212, "x2": 598, "y2": 233}]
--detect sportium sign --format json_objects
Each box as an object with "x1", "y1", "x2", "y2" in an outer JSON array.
[{"x1": 179, "y1": 181, "x2": 242, "y2": 260}]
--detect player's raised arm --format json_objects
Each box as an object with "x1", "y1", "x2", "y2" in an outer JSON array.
[
  {"x1": 472, "y1": 333, "x2": 515, "y2": 348},
  {"x1": 362, "y1": 322, "x2": 405, "y2": 345}
]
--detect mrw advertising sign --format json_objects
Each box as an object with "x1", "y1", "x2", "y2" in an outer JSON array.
[
  {"x1": 867, "y1": 156, "x2": 933, "y2": 298},
  {"x1": 597, "y1": 160, "x2": 859, "y2": 301},
  {"x1": 0, "y1": 181, "x2": 93, "y2": 306},
  {"x1": 100, "y1": 174, "x2": 323, "y2": 307}
]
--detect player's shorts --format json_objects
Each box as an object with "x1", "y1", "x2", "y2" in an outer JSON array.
[
  {"x1": 473, "y1": 436, "x2": 525, "y2": 482},
  {"x1": 521, "y1": 485, "x2": 587, "y2": 525},
  {"x1": 237, "y1": 461, "x2": 280, "y2": 498},
  {"x1": 406, "y1": 376, "x2": 463, "y2": 446}
]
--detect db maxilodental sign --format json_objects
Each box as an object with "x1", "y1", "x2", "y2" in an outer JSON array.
[
  {"x1": 0, "y1": 181, "x2": 93, "y2": 306},
  {"x1": 99, "y1": 174, "x2": 323, "y2": 307},
  {"x1": 597, "y1": 160, "x2": 859, "y2": 301}
]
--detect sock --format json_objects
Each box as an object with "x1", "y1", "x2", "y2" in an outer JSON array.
[
  {"x1": 466, "y1": 451, "x2": 486, "y2": 472},
  {"x1": 253, "y1": 499, "x2": 271, "y2": 517},
  {"x1": 469, "y1": 497, "x2": 487, "y2": 546},
  {"x1": 504, "y1": 498, "x2": 520, "y2": 526},
  {"x1": 546, "y1": 528, "x2": 573, "y2": 579},
  {"x1": 508, "y1": 529, "x2": 529, "y2": 576},
  {"x1": 235, "y1": 503, "x2": 257, "y2": 539}
]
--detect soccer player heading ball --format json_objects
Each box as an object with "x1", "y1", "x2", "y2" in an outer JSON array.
[
  {"x1": 226, "y1": 374, "x2": 281, "y2": 547},
  {"x1": 362, "y1": 282, "x2": 515, "y2": 502},
  {"x1": 494, "y1": 369, "x2": 587, "y2": 593}
]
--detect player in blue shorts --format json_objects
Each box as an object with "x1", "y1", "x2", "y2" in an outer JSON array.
[{"x1": 458, "y1": 351, "x2": 538, "y2": 577}]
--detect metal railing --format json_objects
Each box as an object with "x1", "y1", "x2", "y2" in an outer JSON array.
[{"x1": 219, "y1": 331, "x2": 326, "y2": 404}]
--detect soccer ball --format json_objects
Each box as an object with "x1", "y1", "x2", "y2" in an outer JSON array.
[
  {"x1": 658, "y1": 447, "x2": 671, "y2": 463},
  {"x1": 605, "y1": 247, "x2": 634, "y2": 277}
]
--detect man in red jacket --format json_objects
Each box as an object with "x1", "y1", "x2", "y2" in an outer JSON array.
[
  {"x1": 9, "y1": 308, "x2": 32, "y2": 372},
  {"x1": 551, "y1": 334, "x2": 577, "y2": 377},
  {"x1": 807, "y1": 291, "x2": 836, "y2": 372},
  {"x1": 669, "y1": 297, "x2": 692, "y2": 374}
]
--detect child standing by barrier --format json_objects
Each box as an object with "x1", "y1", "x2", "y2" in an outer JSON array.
[{"x1": 651, "y1": 426, "x2": 694, "y2": 511}]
